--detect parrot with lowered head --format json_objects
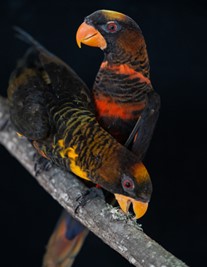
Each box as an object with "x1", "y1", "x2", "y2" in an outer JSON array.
[{"x1": 8, "y1": 9, "x2": 160, "y2": 267}]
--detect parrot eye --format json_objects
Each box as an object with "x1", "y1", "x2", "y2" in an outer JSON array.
[
  {"x1": 104, "y1": 21, "x2": 119, "y2": 33},
  {"x1": 122, "y1": 176, "x2": 135, "y2": 191}
]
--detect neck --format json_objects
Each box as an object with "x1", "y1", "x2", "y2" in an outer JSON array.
[
  {"x1": 100, "y1": 60, "x2": 150, "y2": 85},
  {"x1": 93, "y1": 46, "x2": 153, "y2": 103},
  {"x1": 103, "y1": 35, "x2": 151, "y2": 78}
]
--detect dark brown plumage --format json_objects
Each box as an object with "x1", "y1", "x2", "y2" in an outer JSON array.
[{"x1": 76, "y1": 10, "x2": 160, "y2": 159}]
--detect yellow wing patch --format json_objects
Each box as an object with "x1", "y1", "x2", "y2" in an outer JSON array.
[
  {"x1": 58, "y1": 139, "x2": 65, "y2": 148},
  {"x1": 68, "y1": 147, "x2": 90, "y2": 181},
  {"x1": 57, "y1": 139, "x2": 90, "y2": 181}
]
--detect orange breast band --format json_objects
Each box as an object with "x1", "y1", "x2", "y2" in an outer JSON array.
[
  {"x1": 95, "y1": 96, "x2": 146, "y2": 120},
  {"x1": 100, "y1": 61, "x2": 150, "y2": 84}
]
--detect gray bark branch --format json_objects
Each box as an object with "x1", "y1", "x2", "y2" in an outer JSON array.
[{"x1": 0, "y1": 96, "x2": 189, "y2": 267}]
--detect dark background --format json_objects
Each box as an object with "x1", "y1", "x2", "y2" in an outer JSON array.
[{"x1": 0, "y1": 1, "x2": 206, "y2": 266}]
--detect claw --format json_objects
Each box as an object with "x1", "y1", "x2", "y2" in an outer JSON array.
[
  {"x1": 75, "y1": 187, "x2": 104, "y2": 213},
  {"x1": 33, "y1": 153, "x2": 53, "y2": 176}
]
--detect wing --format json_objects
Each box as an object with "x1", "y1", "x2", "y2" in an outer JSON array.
[
  {"x1": 125, "y1": 91, "x2": 160, "y2": 161},
  {"x1": 8, "y1": 27, "x2": 91, "y2": 140},
  {"x1": 7, "y1": 47, "x2": 50, "y2": 140}
]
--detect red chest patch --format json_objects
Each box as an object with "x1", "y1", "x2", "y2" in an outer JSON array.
[{"x1": 95, "y1": 96, "x2": 146, "y2": 120}]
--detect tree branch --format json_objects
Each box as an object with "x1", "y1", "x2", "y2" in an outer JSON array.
[{"x1": 0, "y1": 96, "x2": 188, "y2": 267}]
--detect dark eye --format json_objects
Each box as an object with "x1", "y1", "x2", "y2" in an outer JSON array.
[
  {"x1": 122, "y1": 177, "x2": 135, "y2": 191},
  {"x1": 106, "y1": 21, "x2": 118, "y2": 33}
]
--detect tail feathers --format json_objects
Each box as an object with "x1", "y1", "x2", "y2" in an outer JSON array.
[
  {"x1": 13, "y1": 26, "x2": 44, "y2": 50},
  {"x1": 13, "y1": 27, "x2": 75, "y2": 79},
  {"x1": 13, "y1": 26, "x2": 54, "y2": 67},
  {"x1": 43, "y1": 211, "x2": 89, "y2": 267}
]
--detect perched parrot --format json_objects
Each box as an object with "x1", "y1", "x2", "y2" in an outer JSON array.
[
  {"x1": 8, "y1": 24, "x2": 153, "y2": 267},
  {"x1": 8, "y1": 10, "x2": 160, "y2": 267},
  {"x1": 76, "y1": 10, "x2": 160, "y2": 157}
]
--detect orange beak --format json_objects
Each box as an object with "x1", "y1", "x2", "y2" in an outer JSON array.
[
  {"x1": 115, "y1": 194, "x2": 148, "y2": 219},
  {"x1": 76, "y1": 22, "x2": 107, "y2": 50}
]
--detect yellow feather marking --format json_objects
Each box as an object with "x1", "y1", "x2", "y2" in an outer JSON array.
[
  {"x1": 132, "y1": 163, "x2": 150, "y2": 183},
  {"x1": 58, "y1": 139, "x2": 65, "y2": 147},
  {"x1": 103, "y1": 10, "x2": 126, "y2": 21},
  {"x1": 67, "y1": 147, "x2": 90, "y2": 181},
  {"x1": 59, "y1": 150, "x2": 66, "y2": 158},
  {"x1": 57, "y1": 139, "x2": 90, "y2": 181},
  {"x1": 41, "y1": 70, "x2": 51, "y2": 85},
  {"x1": 53, "y1": 107, "x2": 79, "y2": 120},
  {"x1": 58, "y1": 139, "x2": 70, "y2": 158},
  {"x1": 16, "y1": 132, "x2": 23, "y2": 137},
  {"x1": 59, "y1": 147, "x2": 71, "y2": 158}
]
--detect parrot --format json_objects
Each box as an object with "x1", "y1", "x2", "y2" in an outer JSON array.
[
  {"x1": 8, "y1": 9, "x2": 160, "y2": 267},
  {"x1": 8, "y1": 23, "x2": 153, "y2": 266},
  {"x1": 8, "y1": 36, "x2": 152, "y2": 209},
  {"x1": 76, "y1": 10, "x2": 160, "y2": 159}
]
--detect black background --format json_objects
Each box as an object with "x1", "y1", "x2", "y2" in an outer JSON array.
[{"x1": 0, "y1": 1, "x2": 206, "y2": 266}]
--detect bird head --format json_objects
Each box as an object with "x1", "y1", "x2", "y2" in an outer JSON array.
[
  {"x1": 76, "y1": 10, "x2": 146, "y2": 59},
  {"x1": 114, "y1": 162, "x2": 152, "y2": 219},
  {"x1": 97, "y1": 152, "x2": 152, "y2": 219}
]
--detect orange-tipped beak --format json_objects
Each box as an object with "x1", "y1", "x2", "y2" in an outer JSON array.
[
  {"x1": 76, "y1": 22, "x2": 107, "y2": 50},
  {"x1": 115, "y1": 194, "x2": 148, "y2": 219}
]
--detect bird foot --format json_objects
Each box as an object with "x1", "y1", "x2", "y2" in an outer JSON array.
[
  {"x1": 75, "y1": 187, "x2": 105, "y2": 213},
  {"x1": 33, "y1": 153, "x2": 53, "y2": 176}
]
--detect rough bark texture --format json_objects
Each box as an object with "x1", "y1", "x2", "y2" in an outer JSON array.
[{"x1": 0, "y1": 96, "x2": 189, "y2": 267}]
